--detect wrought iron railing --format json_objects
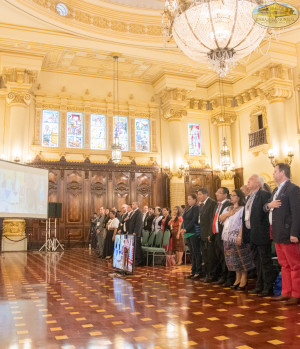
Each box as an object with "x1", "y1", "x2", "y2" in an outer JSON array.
[{"x1": 249, "y1": 128, "x2": 267, "y2": 149}]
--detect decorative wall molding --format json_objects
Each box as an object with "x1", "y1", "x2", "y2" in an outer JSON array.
[
  {"x1": 211, "y1": 112, "x2": 237, "y2": 126},
  {"x1": 29, "y1": 0, "x2": 162, "y2": 37},
  {"x1": 159, "y1": 88, "x2": 189, "y2": 121}
]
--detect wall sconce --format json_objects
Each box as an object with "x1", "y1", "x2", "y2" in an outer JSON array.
[
  {"x1": 268, "y1": 148, "x2": 294, "y2": 167},
  {"x1": 163, "y1": 163, "x2": 172, "y2": 179},
  {"x1": 286, "y1": 147, "x2": 294, "y2": 165},
  {"x1": 163, "y1": 163, "x2": 190, "y2": 179},
  {"x1": 177, "y1": 163, "x2": 190, "y2": 178}
]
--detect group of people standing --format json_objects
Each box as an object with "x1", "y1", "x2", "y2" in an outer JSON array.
[
  {"x1": 91, "y1": 202, "x2": 144, "y2": 266},
  {"x1": 90, "y1": 162, "x2": 300, "y2": 306},
  {"x1": 183, "y1": 163, "x2": 300, "y2": 305}
]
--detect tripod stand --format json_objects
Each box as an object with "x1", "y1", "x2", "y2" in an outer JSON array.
[
  {"x1": 52, "y1": 218, "x2": 64, "y2": 251},
  {"x1": 39, "y1": 218, "x2": 64, "y2": 252},
  {"x1": 39, "y1": 219, "x2": 53, "y2": 252}
]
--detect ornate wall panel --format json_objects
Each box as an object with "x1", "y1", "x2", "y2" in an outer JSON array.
[
  {"x1": 136, "y1": 173, "x2": 152, "y2": 208},
  {"x1": 185, "y1": 168, "x2": 214, "y2": 201},
  {"x1": 25, "y1": 158, "x2": 167, "y2": 248}
]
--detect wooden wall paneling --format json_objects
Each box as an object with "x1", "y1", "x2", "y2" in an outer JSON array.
[
  {"x1": 113, "y1": 172, "x2": 130, "y2": 209},
  {"x1": 107, "y1": 172, "x2": 113, "y2": 209},
  {"x1": 65, "y1": 170, "x2": 84, "y2": 244},
  {"x1": 25, "y1": 158, "x2": 167, "y2": 248},
  {"x1": 234, "y1": 168, "x2": 244, "y2": 189},
  {"x1": 185, "y1": 168, "x2": 214, "y2": 202},
  {"x1": 136, "y1": 172, "x2": 152, "y2": 208},
  {"x1": 130, "y1": 172, "x2": 136, "y2": 204},
  {"x1": 90, "y1": 171, "x2": 108, "y2": 213}
]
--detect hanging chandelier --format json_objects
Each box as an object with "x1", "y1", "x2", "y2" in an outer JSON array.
[
  {"x1": 220, "y1": 137, "x2": 231, "y2": 171},
  {"x1": 163, "y1": 0, "x2": 267, "y2": 77},
  {"x1": 111, "y1": 55, "x2": 122, "y2": 164}
]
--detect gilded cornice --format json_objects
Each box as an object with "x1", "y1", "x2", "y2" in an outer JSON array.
[
  {"x1": 255, "y1": 64, "x2": 293, "y2": 102},
  {"x1": 211, "y1": 112, "x2": 237, "y2": 126},
  {"x1": 19, "y1": 0, "x2": 163, "y2": 40},
  {"x1": 1, "y1": 68, "x2": 38, "y2": 105},
  {"x1": 159, "y1": 88, "x2": 189, "y2": 121}
]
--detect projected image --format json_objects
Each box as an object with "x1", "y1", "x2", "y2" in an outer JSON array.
[
  {"x1": 113, "y1": 235, "x2": 135, "y2": 273},
  {"x1": 0, "y1": 161, "x2": 48, "y2": 219}
]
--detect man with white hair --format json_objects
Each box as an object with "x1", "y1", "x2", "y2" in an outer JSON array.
[{"x1": 242, "y1": 174, "x2": 273, "y2": 296}]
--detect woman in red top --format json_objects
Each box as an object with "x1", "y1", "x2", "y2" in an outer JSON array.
[{"x1": 169, "y1": 206, "x2": 184, "y2": 265}]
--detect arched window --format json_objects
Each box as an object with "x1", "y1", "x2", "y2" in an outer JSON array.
[
  {"x1": 42, "y1": 110, "x2": 59, "y2": 147},
  {"x1": 67, "y1": 112, "x2": 83, "y2": 148},
  {"x1": 113, "y1": 116, "x2": 128, "y2": 151},
  {"x1": 188, "y1": 123, "x2": 201, "y2": 155},
  {"x1": 135, "y1": 118, "x2": 150, "y2": 152},
  {"x1": 91, "y1": 114, "x2": 106, "y2": 150}
]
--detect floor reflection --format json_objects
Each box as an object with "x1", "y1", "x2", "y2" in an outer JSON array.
[{"x1": 0, "y1": 250, "x2": 300, "y2": 349}]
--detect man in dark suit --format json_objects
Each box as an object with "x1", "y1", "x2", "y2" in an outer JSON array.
[
  {"x1": 142, "y1": 205, "x2": 149, "y2": 225},
  {"x1": 264, "y1": 163, "x2": 300, "y2": 305},
  {"x1": 128, "y1": 201, "x2": 144, "y2": 266},
  {"x1": 118, "y1": 204, "x2": 128, "y2": 234},
  {"x1": 243, "y1": 174, "x2": 273, "y2": 296},
  {"x1": 208, "y1": 187, "x2": 232, "y2": 284},
  {"x1": 197, "y1": 188, "x2": 217, "y2": 280},
  {"x1": 144, "y1": 206, "x2": 155, "y2": 232}
]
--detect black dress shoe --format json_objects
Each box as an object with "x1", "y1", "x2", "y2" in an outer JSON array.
[
  {"x1": 248, "y1": 288, "x2": 263, "y2": 295},
  {"x1": 212, "y1": 278, "x2": 225, "y2": 285},
  {"x1": 187, "y1": 274, "x2": 195, "y2": 279},
  {"x1": 191, "y1": 274, "x2": 201, "y2": 279},
  {"x1": 203, "y1": 277, "x2": 213, "y2": 283},
  {"x1": 230, "y1": 283, "x2": 240, "y2": 289},
  {"x1": 237, "y1": 283, "x2": 248, "y2": 291},
  {"x1": 258, "y1": 290, "x2": 273, "y2": 297},
  {"x1": 222, "y1": 280, "x2": 232, "y2": 287}
]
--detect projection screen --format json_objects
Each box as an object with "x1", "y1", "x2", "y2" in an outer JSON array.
[{"x1": 0, "y1": 160, "x2": 49, "y2": 219}]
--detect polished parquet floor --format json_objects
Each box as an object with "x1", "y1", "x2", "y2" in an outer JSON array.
[{"x1": 1, "y1": 249, "x2": 300, "y2": 349}]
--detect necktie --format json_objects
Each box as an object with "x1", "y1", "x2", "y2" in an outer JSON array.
[{"x1": 212, "y1": 203, "x2": 222, "y2": 234}]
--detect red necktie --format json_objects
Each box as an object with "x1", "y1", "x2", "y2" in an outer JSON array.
[{"x1": 212, "y1": 203, "x2": 222, "y2": 234}]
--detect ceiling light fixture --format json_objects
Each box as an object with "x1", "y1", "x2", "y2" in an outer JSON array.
[
  {"x1": 56, "y1": 3, "x2": 69, "y2": 17},
  {"x1": 163, "y1": 0, "x2": 267, "y2": 77}
]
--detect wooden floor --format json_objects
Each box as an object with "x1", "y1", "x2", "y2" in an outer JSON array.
[{"x1": 1, "y1": 249, "x2": 300, "y2": 349}]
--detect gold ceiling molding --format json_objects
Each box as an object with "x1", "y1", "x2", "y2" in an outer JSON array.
[
  {"x1": 159, "y1": 88, "x2": 189, "y2": 121},
  {"x1": 28, "y1": 0, "x2": 162, "y2": 37},
  {"x1": 211, "y1": 112, "x2": 237, "y2": 126}
]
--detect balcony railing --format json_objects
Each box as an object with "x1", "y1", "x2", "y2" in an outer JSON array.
[{"x1": 249, "y1": 128, "x2": 268, "y2": 149}]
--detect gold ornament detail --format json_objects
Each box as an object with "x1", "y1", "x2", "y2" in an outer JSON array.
[{"x1": 3, "y1": 219, "x2": 26, "y2": 236}]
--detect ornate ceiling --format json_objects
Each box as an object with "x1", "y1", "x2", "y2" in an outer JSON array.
[
  {"x1": 89, "y1": 0, "x2": 164, "y2": 10},
  {"x1": 0, "y1": 0, "x2": 299, "y2": 90}
]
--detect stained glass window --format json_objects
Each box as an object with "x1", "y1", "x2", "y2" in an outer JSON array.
[
  {"x1": 135, "y1": 118, "x2": 150, "y2": 152},
  {"x1": 188, "y1": 123, "x2": 202, "y2": 155},
  {"x1": 42, "y1": 110, "x2": 59, "y2": 147},
  {"x1": 113, "y1": 116, "x2": 128, "y2": 151},
  {"x1": 67, "y1": 112, "x2": 83, "y2": 148},
  {"x1": 90, "y1": 114, "x2": 106, "y2": 150}
]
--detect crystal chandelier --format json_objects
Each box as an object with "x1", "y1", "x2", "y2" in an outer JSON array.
[
  {"x1": 111, "y1": 55, "x2": 122, "y2": 164},
  {"x1": 163, "y1": 0, "x2": 267, "y2": 77}
]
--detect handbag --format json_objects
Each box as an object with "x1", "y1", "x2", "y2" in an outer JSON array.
[{"x1": 166, "y1": 254, "x2": 176, "y2": 267}]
